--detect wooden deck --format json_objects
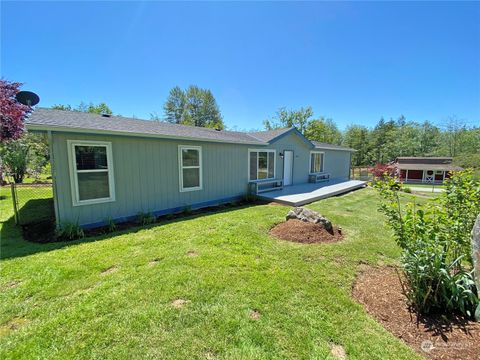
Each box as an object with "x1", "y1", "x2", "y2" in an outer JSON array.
[{"x1": 257, "y1": 179, "x2": 366, "y2": 206}]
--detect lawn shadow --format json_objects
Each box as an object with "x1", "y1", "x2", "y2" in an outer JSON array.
[
  {"x1": 18, "y1": 198, "x2": 55, "y2": 225},
  {"x1": 1, "y1": 201, "x2": 258, "y2": 261}
]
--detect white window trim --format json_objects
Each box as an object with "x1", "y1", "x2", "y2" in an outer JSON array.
[
  {"x1": 67, "y1": 140, "x2": 116, "y2": 207},
  {"x1": 178, "y1": 145, "x2": 203, "y2": 192},
  {"x1": 248, "y1": 149, "x2": 276, "y2": 181},
  {"x1": 309, "y1": 151, "x2": 325, "y2": 174}
]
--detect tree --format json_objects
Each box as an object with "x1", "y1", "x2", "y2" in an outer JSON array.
[
  {"x1": 263, "y1": 106, "x2": 313, "y2": 134},
  {"x1": 367, "y1": 118, "x2": 398, "y2": 163},
  {"x1": 163, "y1": 86, "x2": 186, "y2": 123},
  {"x1": 304, "y1": 117, "x2": 342, "y2": 145},
  {"x1": 51, "y1": 102, "x2": 113, "y2": 115},
  {"x1": 0, "y1": 133, "x2": 49, "y2": 183},
  {"x1": 199, "y1": 89, "x2": 224, "y2": 130},
  {"x1": 343, "y1": 125, "x2": 370, "y2": 166},
  {"x1": 418, "y1": 120, "x2": 441, "y2": 155},
  {"x1": 0, "y1": 79, "x2": 32, "y2": 141},
  {"x1": 163, "y1": 85, "x2": 224, "y2": 129}
]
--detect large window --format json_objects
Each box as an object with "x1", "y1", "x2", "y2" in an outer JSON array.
[
  {"x1": 67, "y1": 140, "x2": 115, "y2": 206},
  {"x1": 179, "y1": 145, "x2": 202, "y2": 192},
  {"x1": 310, "y1": 151, "x2": 324, "y2": 174},
  {"x1": 249, "y1": 149, "x2": 275, "y2": 181}
]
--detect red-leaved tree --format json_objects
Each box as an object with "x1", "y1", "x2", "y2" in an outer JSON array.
[
  {"x1": 0, "y1": 79, "x2": 32, "y2": 141},
  {"x1": 370, "y1": 163, "x2": 399, "y2": 179}
]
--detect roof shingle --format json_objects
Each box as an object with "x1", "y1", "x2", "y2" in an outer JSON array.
[{"x1": 26, "y1": 108, "x2": 266, "y2": 145}]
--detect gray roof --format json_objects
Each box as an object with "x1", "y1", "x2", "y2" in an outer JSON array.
[
  {"x1": 26, "y1": 108, "x2": 266, "y2": 145},
  {"x1": 396, "y1": 163, "x2": 462, "y2": 171},
  {"x1": 25, "y1": 109, "x2": 358, "y2": 152},
  {"x1": 396, "y1": 157, "x2": 453, "y2": 163},
  {"x1": 249, "y1": 128, "x2": 293, "y2": 142},
  {"x1": 394, "y1": 157, "x2": 462, "y2": 171},
  {"x1": 311, "y1": 141, "x2": 356, "y2": 152}
]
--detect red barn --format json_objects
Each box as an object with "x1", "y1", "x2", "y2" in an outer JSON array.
[{"x1": 393, "y1": 157, "x2": 462, "y2": 184}]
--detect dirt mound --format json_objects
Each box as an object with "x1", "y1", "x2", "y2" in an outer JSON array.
[
  {"x1": 270, "y1": 219, "x2": 343, "y2": 244},
  {"x1": 352, "y1": 266, "x2": 480, "y2": 359}
]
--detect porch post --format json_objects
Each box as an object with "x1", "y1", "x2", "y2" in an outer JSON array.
[{"x1": 405, "y1": 169, "x2": 409, "y2": 183}]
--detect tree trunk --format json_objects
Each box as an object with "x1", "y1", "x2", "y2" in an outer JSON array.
[{"x1": 13, "y1": 173, "x2": 24, "y2": 184}]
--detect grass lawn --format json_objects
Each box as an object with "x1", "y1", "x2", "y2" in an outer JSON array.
[{"x1": 0, "y1": 188, "x2": 430, "y2": 359}]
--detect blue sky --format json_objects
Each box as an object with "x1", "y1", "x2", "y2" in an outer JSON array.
[{"x1": 2, "y1": 1, "x2": 479, "y2": 130}]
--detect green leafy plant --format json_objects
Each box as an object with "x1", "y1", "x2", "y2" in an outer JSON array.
[
  {"x1": 137, "y1": 211, "x2": 155, "y2": 225},
  {"x1": 56, "y1": 221, "x2": 85, "y2": 241},
  {"x1": 104, "y1": 217, "x2": 117, "y2": 233},
  {"x1": 372, "y1": 170, "x2": 479, "y2": 318},
  {"x1": 402, "y1": 187, "x2": 412, "y2": 193}
]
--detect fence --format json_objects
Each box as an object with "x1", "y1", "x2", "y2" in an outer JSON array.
[
  {"x1": 8, "y1": 183, "x2": 54, "y2": 226},
  {"x1": 351, "y1": 166, "x2": 373, "y2": 181}
]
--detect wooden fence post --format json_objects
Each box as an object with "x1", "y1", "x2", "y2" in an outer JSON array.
[{"x1": 10, "y1": 183, "x2": 19, "y2": 225}]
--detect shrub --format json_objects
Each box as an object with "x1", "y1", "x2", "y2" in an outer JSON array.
[
  {"x1": 56, "y1": 221, "x2": 84, "y2": 241},
  {"x1": 372, "y1": 170, "x2": 480, "y2": 318},
  {"x1": 402, "y1": 187, "x2": 412, "y2": 193},
  {"x1": 370, "y1": 163, "x2": 398, "y2": 180},
  {"x1": 137, "y1": 211, "x2": 155, "y2": 225}
]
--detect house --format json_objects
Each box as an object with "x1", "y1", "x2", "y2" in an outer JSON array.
[
  {"x1": 26, "y1": 108, "x2": 357, "y2": 228},
  {"x1": 393, "y1": 157, "x2": 462, "y2": 184}
]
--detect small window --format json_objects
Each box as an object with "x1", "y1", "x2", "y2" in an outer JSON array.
[
  {"x1": 310, "y1": 152, "x2": 324, "y2": 174},
  {"x1": 179, "y1": 145, "x2": 202, "y2": 192},
  {"x1": 249, "y1": 150, "x2": 275, "y2": 181},
  {"x1": 67, "y1": 141, "x2": 115, "y2": 206},
  {"x1": 435, "y1": 170, "x2": 443, "y2": 175}
]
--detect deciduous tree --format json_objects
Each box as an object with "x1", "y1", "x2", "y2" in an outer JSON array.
[
  {"x1": 263, "y1": 106, "x2": 313, "y2": 134},
  {"x1": 164, "y1": 85, "x2": 224, "y2": 129},
  {"x1": 0, "y1": 79, "x2": 32, "y2": 141}
]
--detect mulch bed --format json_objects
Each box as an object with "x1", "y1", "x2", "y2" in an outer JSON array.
[
  {"x1": 22, "y1": 220, "x2": 56, "y2": 243},
  {"x1": 269, "y1": 219, "x2": 343, "y2": 244},
  {"x1": 352, "y1": 266, "x2": 480, "y2": 359}
]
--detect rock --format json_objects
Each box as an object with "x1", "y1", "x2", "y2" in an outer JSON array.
[
  {"x1": 286, "y1": 207, "x2": 333, "y2": 232},
  {"x1": 472, "y1": 215, "x2": 480, "y2": 321}
]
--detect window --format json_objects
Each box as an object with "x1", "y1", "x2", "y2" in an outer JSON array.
[
  {"x1": 310, "y1": 152, "x2": 324, "y2": 174},
  {"x1": 249, "y1": 149, "x2": 275, "y2": 181},
  {"x1": 67, "y1": 140, "x2": 115, "y2": 206},
  {"x1": 179, "y1": 145, "x2": 202, "y2": 191}
]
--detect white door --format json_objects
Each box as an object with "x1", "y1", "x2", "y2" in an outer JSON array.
[
  {"x1": 283, "y1": 151, "x2": 293, "y2": 186},
  {"x1": 424, "y1": 170, "x2": 434, "y2": 183}
]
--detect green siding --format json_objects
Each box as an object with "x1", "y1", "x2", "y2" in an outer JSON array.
[
  {"x1": 268, "y1": 131, "x2": 352, "y2": 184},
  {"x1": 51, "y1": 130, "x2": 352, "y2": 227},
  {"x1": 321, "y1": 148, "x2": 352, "y2": 180},
  {"x1": 52, "y1": 132, "x2": 251, "y2": 226}
]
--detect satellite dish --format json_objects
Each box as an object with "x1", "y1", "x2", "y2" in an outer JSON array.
[{"x1": 16, "y1": 91, "x2": 40, "y2": 106}]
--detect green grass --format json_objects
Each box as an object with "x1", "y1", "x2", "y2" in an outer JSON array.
[
  {"x1": 0, "y1": 188, "x2": 431, "y2": 359},
  {"x1": 405, "y1": 183, "x2": 445, "y2": 189}
]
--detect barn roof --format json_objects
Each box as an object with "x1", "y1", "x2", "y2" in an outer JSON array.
[{"x1": 394, "y1": 157, "x2": 462, "y2": 171}]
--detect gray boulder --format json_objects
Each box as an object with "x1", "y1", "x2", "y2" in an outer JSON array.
[
  {"x1": 472, "y1": 215, "x2": 480, "y2": 321},
  {"x1": 286, "y1": 207, "x2": 333, "y2": 232}
]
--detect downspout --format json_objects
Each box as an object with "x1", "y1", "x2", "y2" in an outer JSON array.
[{"x1": 47, "y1": 131, "x2": 60, "y2": 228}]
